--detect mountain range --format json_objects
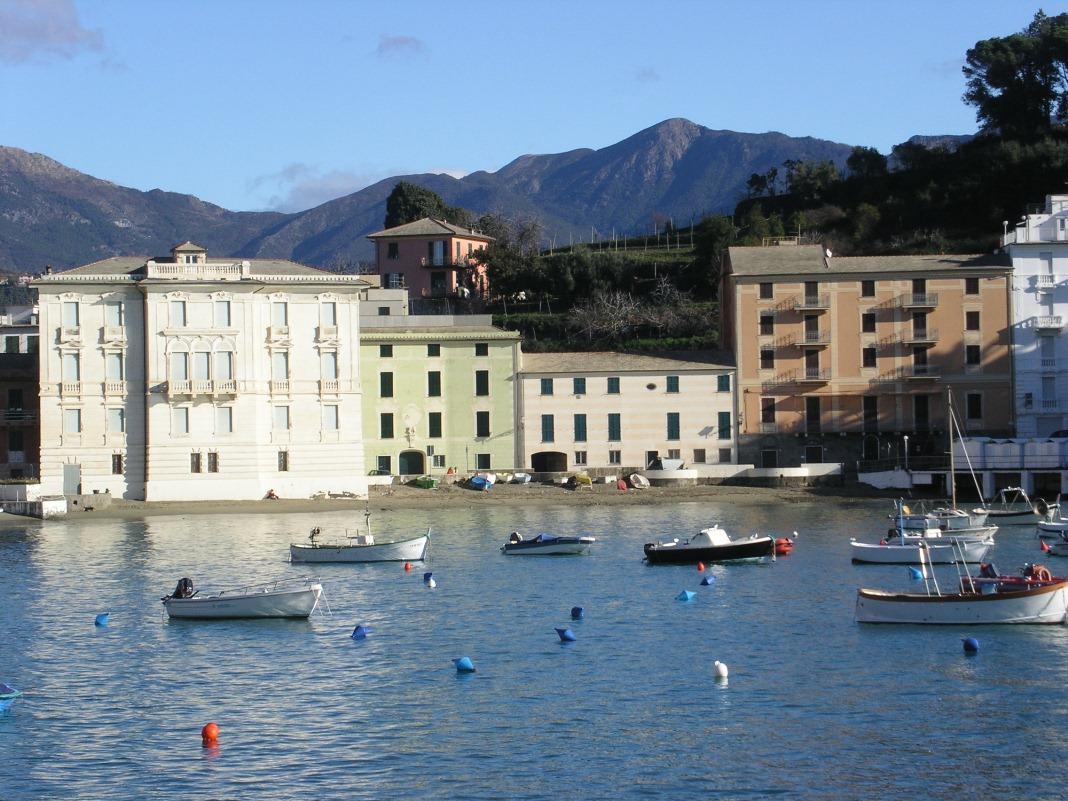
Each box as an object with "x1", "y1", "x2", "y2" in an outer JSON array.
[{"x1": 0, "y1": 118, "x2": 947, "y2": 272}]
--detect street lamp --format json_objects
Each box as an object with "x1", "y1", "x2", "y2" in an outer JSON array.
[{"x1": 903, "y1": 435, "x2": 909, "y2": 471}]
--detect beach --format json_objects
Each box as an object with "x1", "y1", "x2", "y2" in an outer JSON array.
[{"x1": 72, "y1": 479, "x2": 888, "y2": 520}]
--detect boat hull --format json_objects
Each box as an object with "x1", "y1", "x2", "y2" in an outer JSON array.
[
  {"x1": 644, "y1": 537, "x2": 774, "y2": 565},
  {"x1": 290, "y1": 535, "x2": 429, "y2": 563},
  {"x1": 502, "y1": 537, "x2": 595, "y2": 555},
  {"x1": 854, "y1": 582, "x2": 1068, "y2": 624},
  {"x1": 850, "y1": 539, "x2": 992, "y2": 564},
  {"x1": 163, "y1": 583, "x2": 323, "y2": 619}
]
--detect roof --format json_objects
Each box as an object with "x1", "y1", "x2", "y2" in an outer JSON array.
[
  {"x1": 521, "y1": 351, "x2": 735, "y2": 375},
  {"x1": 726, "y1": 245, "x2": 1010, "y2": 278},
  {"x1": 366, "y1": 217, "x2": 495, "y2": 242},
  {"x1": 33, "y1": 254, "x2": 367, "y2": 282}
]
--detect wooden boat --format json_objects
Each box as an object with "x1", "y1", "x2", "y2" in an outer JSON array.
[
  {"x1": 291, "y1": 511, "x2": 429, "y2": 563},
  {"x1": 162, "y1": 577, "x2": 323, "y2": 620},
  {"x1": 501, "y1": 532, "x2": 595, "y2": 555},
  {"x1": 958, "y1": 562, "x2": 1065, "y2": 592},
  {"x1": 643, "y1": 524, "x2": 787, "y2": 565},
  {"x1": 855, "y1": 581, "x2": 1068, "y2": 624}
]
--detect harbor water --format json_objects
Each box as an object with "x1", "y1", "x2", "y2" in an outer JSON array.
[{"x1": 1, "y1": 497, "x2": 1067, "y2": 800}]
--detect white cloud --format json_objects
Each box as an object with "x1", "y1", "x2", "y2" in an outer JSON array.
[
  {"x1": 0, "y1": 0, "x2": 104, "y2": 64},
  {"x1": 636, "y1": 67, "x2": 660, "y2": 83},
  {"x1": 375, "y1": 33, "x2": 426, "y2": 58}
]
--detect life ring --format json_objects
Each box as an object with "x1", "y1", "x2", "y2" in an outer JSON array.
[{"x1": 1033, "y1": 565, "x2": 1053, "y2": 582}]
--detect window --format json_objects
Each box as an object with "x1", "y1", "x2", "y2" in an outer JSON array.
[
  {"x1": 62, "y1": 352, "x2": 80, "y2": 381},
  {"x1": 432, "y1": 454, "x2": 446, "y2": 468},
  {"x1": 863, "y1": 347, "x2": 877, "y2": 368},
  {"x1": 217, "y1": 407, "x2": 233, "y2": 434},
  {"x1": 208, "y1": 452, "x2": 219, "y2": 473},
  {"x1": 607, "y1": 377, "x2": 620, "y2": 395},
  {"x1": 387, "y1": 242, "x2": 399, "y2": 259},
  {"x1": 428, "y1": 412, "x2": 442, "y2": 438},
  {"x1": 967, "y1": 393, "x2": 983, "y2": 420},
  {"x1": 278, "y1": 450, "x2": 290, "y2": 472},
  {"x1": 862, "y1": 312, "x2": 876, "y2": 333},
  {"x1": 761, "y1": 397, "x2": 776, "y2": 424},
  {"x1": 376, "y1": 455, "x2": 390, "y2": 473},
  {"x1": 321, "y1": 352, "x2": 338, "y2": 381},
  {"x1": 693, "y1": 449, "x2": 707, "y2": 463},
  {"x1": 861, "y1": 280, "x2": 876, "y2": 297},
  {"x1": 475, "y1": 343, "x2": 489, "y2": 356},
  {"x1": 64, "y1": 408, "x2": 81, "y2": 433},
  {"x1": 321, "y1": 302, "x2": 337, "y2": 327},
  {"x1": 3, "y1": 336, "x2": 16, "y2": 354},
  {"x1": 214, "y1": 300, "x2": 231, "y2": 327},
  {"x1": 476, "y1": 453, "x2": 491, "y2": 470},
  {"x1": 172, "y1": 407, "x2": 188, "y2": 434},
  {"x1": 965, "y1": 277, "x2": 980, "y2": 295},
  {"x1": 101, "y1": 353, "x2": 122, "y2": 382},
  {"x1": 105, "y1": 301, "x2": 124, "y2": 326},
  {"x1": 380, "y1": 372, "x2": 394, "y2": 398},
  {"x1": 666, "y1": 376, "x2": 679, "y2": 393},
  {"x1": 574, "y1": 413, "x2": 587, "y2": 442},
  {"x1": 27, "y1": 336, "x2": 38, "y2": 353},
  {"x1": 540, "y1": 378, "x2": 553, "y2": 396},
  {"x1": 169, "y1": 352, "x2": 188, "y2": 381},
  {"x1": 759, "y1": 313, "x2": 774, "y2": 336},
  {"x1": 966, "y1": 311, "x2": 980, "y2": 331},
  {"x1": 323, "y1": 405, "x2": 339, "y2": 430},
  {"x1": 273, "y1": 351, "x2": 289, "y2": 380},
  {"x1": 608, "y1": 450, "x2": 622, "y2": 465},
  {"x1": 385, "y1": 274, "x2": 403, "y2": 289},
  {"x1": 380, "y1": 344, "x2": 393, "y2": 358},
  {"x1": 573, "y1": 377, "x2": 586, "y2": 395},
  {"x1": 380, "y1": 413, "x2": 394, "y2": 438},
  {"x1": 170, "y1": 300, "x2": 186, "y2": 328},
  {"x1": 428, "y1": 371, "x2": 442, "y2": 397},
  {"x1": 274, "y1": 406, "x2": 290, "y2": 431},
  {"x1": 759, "y1": 282, "x2": 773, "y2": 299},
  {"x1": 111, "y1": 453, "x2": 123, "y2": 475},
  {"x1": 806, "y1": 396, "x2": 821, "y2": 434},
  {"x1": 608, "y1": 413, "x2": 621, "y2": 441},
  {"x1": 62, "y1": 301, "x2": 79, "y2": 327},
  {"x1": 193, "y1": 351, "x2": 210, "y2": 381},
  {"x1": 541, "y1": 414, "x2": 555, "y2": 442},
  {"x1": 378, "y1": 307, "x2": 389, "y2": 316},
  {"x1": 760, "y1": 349, "x2": 775, "y2": 370},
  {"x1": 966, "y1": 344, "x2": 981, "y2": 365},
  {"x1": 718, "y1": 448, "x2": 732, "y2": 463},
  {"x1": 190, "y1": 453, "x2": 202, "y2": 473},
  {"x1": 476, "y1": 411, "x2": 490, "y2": 438},
  {"x1": 428, "y1": 343, "x2": 441, "y2": 357},
  {"x1": 718, "y1": 411, "x2": 731, "y2": 440},
  {"x1": 574, "y1": 451, "x2": 587, "y2": 466},
  {"x1": 272, "y1": 301, "x2": 288, "y2": 327},
  {"x1": 476, "y1": 370, "x2": 490, "y2": 396},
  {"x1": 863, "y1": 396, "x2": 878, "y2": 432},
  {"x1": 717, "y1": 374, "x2": 730, "y2": 392},
  {"x1": 107, "y1": 408, "x2": 124, "y2": 434},
  {"x1": 667, "y1": 412, "x2": 680, "y2": 440}
]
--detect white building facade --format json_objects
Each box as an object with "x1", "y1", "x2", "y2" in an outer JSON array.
[
  {"x1": 34, "y1": 244, "x2": 372, "y2": 501},
  {"x1": 1003, "y1": 194, "x2": 1068, "y2": 437}
]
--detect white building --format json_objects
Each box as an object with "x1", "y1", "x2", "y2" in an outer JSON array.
[
  {"x1": 517, "y1": 351, "x2": 737, "y2": 474},
  {"x1": 1002, "y1": 194, "x2": 1068, "y2": 437},
  {"x1": 34, "y1": 243, "x2": 372, "y2": 501}
]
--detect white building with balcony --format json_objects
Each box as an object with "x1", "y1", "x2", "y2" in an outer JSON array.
[
  {"x1": 33, "y1": 243, "x2": 373, "y2": 501},
  {"x1": 1003, "y1": 194, "x2": 1068, "y2": 437}
]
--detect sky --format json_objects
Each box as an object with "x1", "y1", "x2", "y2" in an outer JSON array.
[{"x1": 0, "y1": 0, "x2": 1062, "y2": 214}]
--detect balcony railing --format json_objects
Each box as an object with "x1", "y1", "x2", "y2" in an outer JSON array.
[
  {"x1": 167, "y1": 380, "x2": 237, "y2": 397},
  {"x1": 2, "y1": 410, "x2": 37, "y2": 423},
  {"x1": 793, "y1": 294, "x2": 831, "y2": 311},
  {"x1": 1035, "y1": 315, "x2": 1064, "y2": 330},
  {"x1": 103, "y1": 380, "x2": 126, "y2": 396},
  {"x1": 898, "y1": 293, "x2": 939, "y2": 308},
  {"x1": 902, "y1": 327, "x2": 939, "y2": 345},
  {"x1": 60, "y1": 381, "x2": 82, "y2": 396},
  {"x1": 320, "y1": 379, "x2": 340, "y2": 394},
  {"x1": 1037, "y1": 274, "x2": 1058, "y2": 292},
  {"x1": 798, "y1": 367, "x2": 831, "y2": 382},
  {"x1": 791, "y1": 331, "x2": 831, "y2": 347},
  {"x1": 270, "y1": 379, "x2": 290, "y2": 394}
]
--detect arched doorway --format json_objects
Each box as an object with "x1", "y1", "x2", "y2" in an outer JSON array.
[
  {"x1": 531, "y1": 451, "x2": 567, "y2": 473},
  {"x1": 398, "y1": 450, "x2": 426, "y2": 476}
]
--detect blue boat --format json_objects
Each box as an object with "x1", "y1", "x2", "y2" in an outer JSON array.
[
  {"x1": 468, "y1": 476, "x2": 490, "y2": 491},
  {"x1": 0, "y1": 683, "x2": 21, "y2": 711}
]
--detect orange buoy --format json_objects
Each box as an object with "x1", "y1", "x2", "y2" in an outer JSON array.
[
  {"x1": 697, "y1": 562, "x2": 705, "y2": 572},
  {"x1": 201, "y1": 722, "x2": 219, "y2": 743},
  {"x1": 404, "y1": 562, "x2": 412, "y2": 571}
]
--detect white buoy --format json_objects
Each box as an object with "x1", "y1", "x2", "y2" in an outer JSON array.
[
  {"x1": 427, "y1": 578, "x2": 437, "y2": 588},
  {"x1": 714, "y1": 660, "x2": 729, "y2": 679}
]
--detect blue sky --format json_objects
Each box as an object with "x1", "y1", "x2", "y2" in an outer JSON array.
[{"x1": 0, "y1": 0, "x2": 1060, "y2": 213}]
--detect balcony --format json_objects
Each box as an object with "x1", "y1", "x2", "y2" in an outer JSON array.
[
  {"x1": 167, "y1": 380, "x2": 237, "y2": 398},
  {"x1": 60, "y1": 326, "x2": 81, "y2": 343},
  {"x1": 791, "y1": 331, "x2": 831, "y2": 347},
  {"x1": 902, "y1": 327, "x2": 939, "y2": 346},
  {"x1": 103, "y1": 380, "x2": 126, "y2": 396},
  {"x1": 319, "y1": 379, "x2": 340, "y2": 395},
  {"x1": 270, "y1": 379, "x2": 290, "y2": 395},
  {"x1": 60, "y1": 381, "x2": 82, "y2": 396},
  {"x1": 1, "y1": 409, "x2": 37, "y2": 424},
  {"x1": 317, "y1": 325, "x2": 338, "y2": 341},
  {"x1": 1042, "y1": 357, "x2": 1058, "y2": 371},
  {"x1": 797, "y1": 367, "x2": 831, "y2": 383},
  {"x1": 898, "y1": 293, "x2": 939, "y2": 308},
  {"x1": 1037, "y1": 274, "x2": 1058, "y2": 292},
  {"x1": 102, "y1": 326, "x2": 126, "y2": 344},
  {"x1": 905, "y1": 363, "x2": 940, "y2": 379},
  {"x1": 1035, "y1": 315, "x2": 1064, "y2": 331},
  {"x1": 420, "y1": 257, "x2": 470, "y2": 269},
  {"x1": 267, "y1": 325, "x2": 290, "y2": 340},
  {"x1": 792, "y1": 294, "x2": 831, "y2": 311}
]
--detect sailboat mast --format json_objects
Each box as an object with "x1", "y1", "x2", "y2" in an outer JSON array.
[{"x1": 947, "y1": 388, "x2": 957, "y2": 509}]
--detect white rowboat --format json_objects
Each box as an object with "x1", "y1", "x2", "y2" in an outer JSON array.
[
  {"x1": 162, "y1": 577, "x2": 323, "y2": 620},
  {"x1": 855, "y1": 581, "x2": 1068, "y2": 624}
]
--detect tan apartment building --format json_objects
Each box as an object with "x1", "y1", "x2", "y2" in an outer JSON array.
[{"x1": 720, "y1": 245, "x2": 1013, "y2": 471}]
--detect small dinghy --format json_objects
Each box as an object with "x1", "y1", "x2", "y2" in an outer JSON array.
[
  {"x1": 501, "y1": 532, "x2": 595, "y2": 555},
  {"x1": 162, "y1": 576, "x2": 323, "y2": 620}
]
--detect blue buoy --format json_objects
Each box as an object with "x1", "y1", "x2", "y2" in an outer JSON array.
[
  {"x1": 908, "y1": 567, "x2": 924, "y2": 581},
  {"x1": 677, "y1": 590, "x2": 696, "y2": 602},
  {"x1": 453, "y1": 657, "x2": 476, "y2": 673},
  {"x1": 700, "y1": 576, "x2": 715, "y2": 586},
  {"x1": 570, "y1": 606, "x2": 584, "y2": 620},
  {"x1": 555, "y1": 628, "x2": 576, "y2": 642},
  {"x1": 95, "y1": 612, "x2": 109, "y2": 627},
  {"x1": 351, "y1": 624, "x2": 370, "y2": 639},
  {"x1": 963, "y1": 637, "x2": 980, "y2": 654},
  {"x1": 423, "y1": 572, "x2": 433, "y2": 583}
]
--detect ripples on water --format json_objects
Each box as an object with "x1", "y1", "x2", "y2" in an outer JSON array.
[{"x1": 1, "y1": 499, "x2": 1067, "y2": 800}]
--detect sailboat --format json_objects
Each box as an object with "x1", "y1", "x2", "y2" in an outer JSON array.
[{"x1": 927, "y1": 389, "x2": 997, "y2": 539}]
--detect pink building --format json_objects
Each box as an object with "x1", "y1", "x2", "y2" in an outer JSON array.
[{"x1": 366, "y1": 218, "x2": 493, "y2": 300}]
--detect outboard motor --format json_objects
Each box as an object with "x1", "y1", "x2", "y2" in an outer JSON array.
[{"x1": 173, "y1": 577, "x2": 194, "y2": 598}]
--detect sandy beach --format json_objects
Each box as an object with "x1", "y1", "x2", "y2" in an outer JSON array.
[{"x1": 61, "y1": 479, "x2": 891, "y2": 520}]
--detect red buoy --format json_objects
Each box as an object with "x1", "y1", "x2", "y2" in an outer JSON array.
[
  {"x1": 1041, "y1": 540, "x2": 1051, "y2": 552},
  {"x1": 201, "y1": 722, "x2": 219, "y2": 744},
  {"x1": 404, "y1": 562, "x2": 412, "y2": 571},
  {"x1": 697, "y1": 562, "x2": 705, "y2": 572}
]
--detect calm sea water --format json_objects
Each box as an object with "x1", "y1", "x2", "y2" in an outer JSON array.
[{"x1": 1, "y1": 497, "x2": 1066, "y2": 801}]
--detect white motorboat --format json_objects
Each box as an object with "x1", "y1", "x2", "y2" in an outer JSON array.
[
  {"x1": 290, "y1": 512, "x2": 430, "y2": 563},
  {"x1": 643, "y1": 524, "x2": 792, "y2": 565},
  {"x1": 501, "y1": 532, "x2": 595, "y2": 555},
  {"x1": 986, "y1": 487, "x2": 1055, "y2": 525},
  {"x1": 855, "y1": 581, "x2": 1068, "y2": 624},
  {"x1": 850, "y1": 534, "x2": 992, "y2": 564},
  {"x1": 162, "y1": 577, "x2": 323, "y2": 620}
]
